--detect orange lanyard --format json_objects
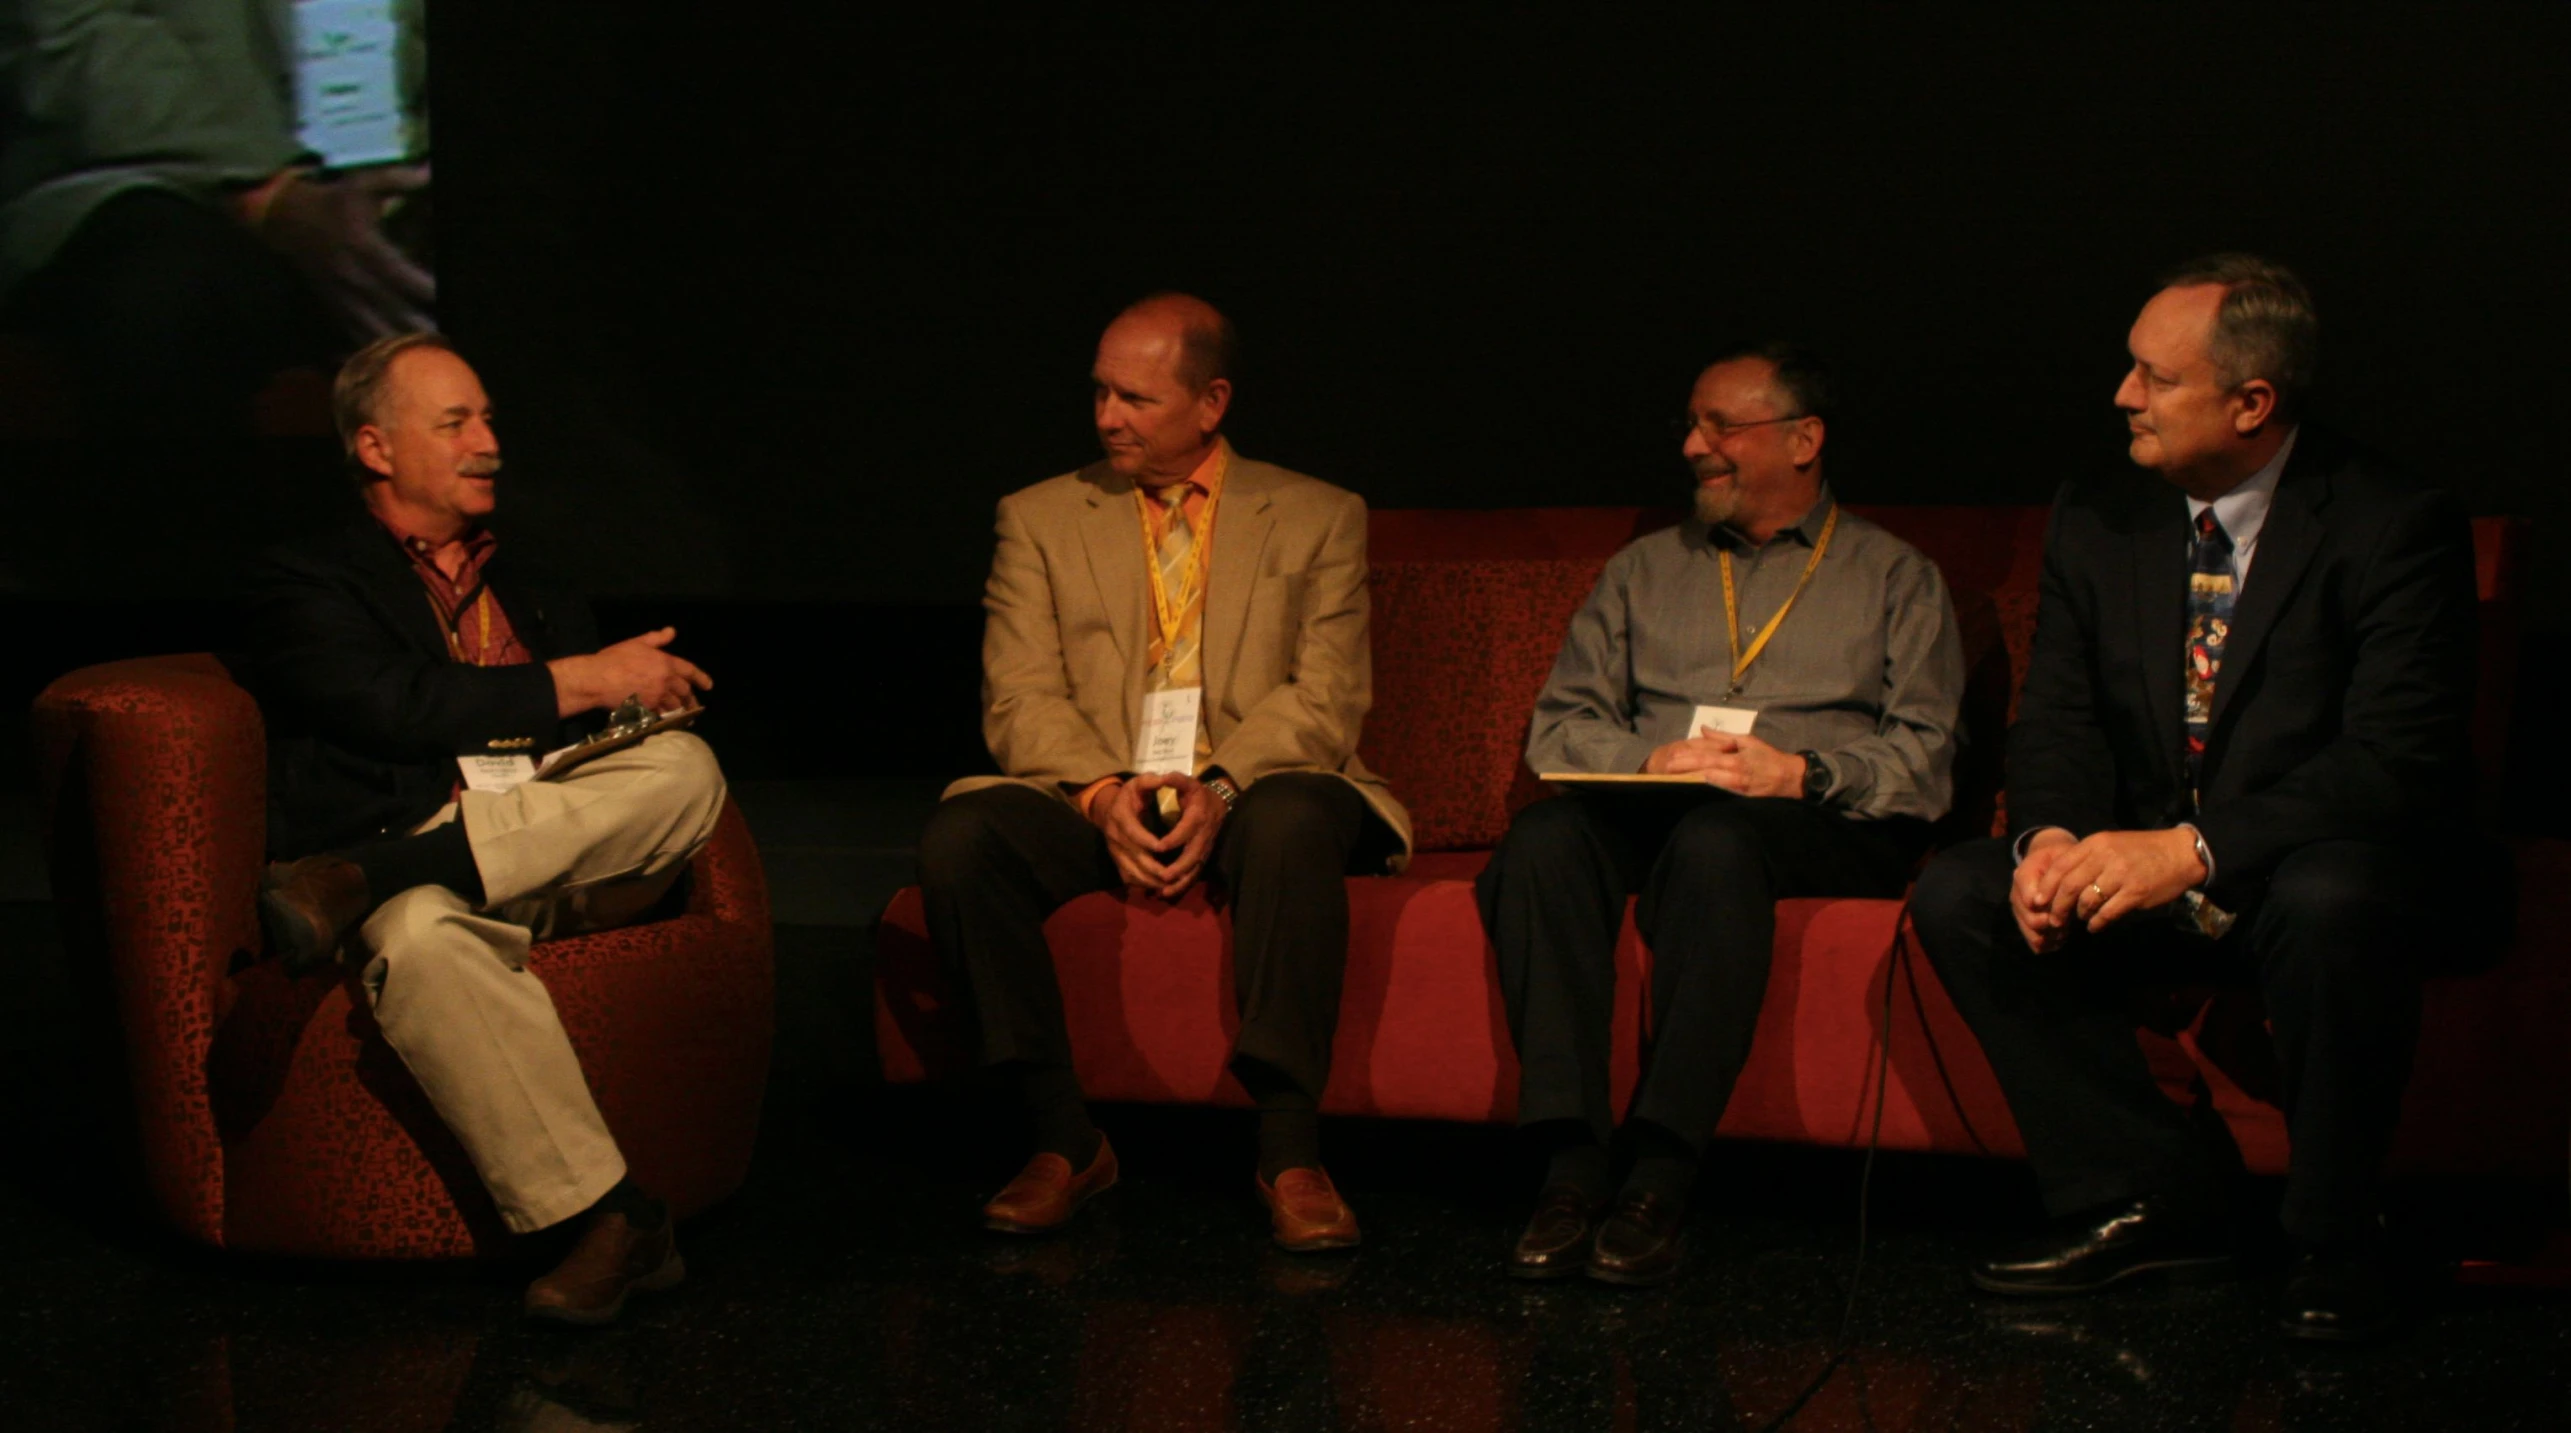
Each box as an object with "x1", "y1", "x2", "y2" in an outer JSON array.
[
  {"x1": 1134, "y1": 449, "x2": 1227, "y2": 648},
  {"x1": 1718, "y1": 503, "x2": 1838, "y2": 688}
]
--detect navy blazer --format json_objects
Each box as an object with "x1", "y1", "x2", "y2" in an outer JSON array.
[
  {"x1": 2006, "y1": 427, "x2": 2480, "y2": 908},
  {"x1": 241, "y1": 517, "x2": 602, "y2": 860}
]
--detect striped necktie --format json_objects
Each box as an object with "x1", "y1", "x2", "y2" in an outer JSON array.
[
  {"x1": 2181, "y1": 508, "x2": 2235, "y2": 804},
  {"x1": 1147, "y1": 487, "x2": 1203, "y2": 692}
]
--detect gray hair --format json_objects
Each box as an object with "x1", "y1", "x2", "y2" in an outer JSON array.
[
  {"x1": 332, "y1": 330, "x2": 459, "y2": 469},
  {"x1": 2158, "y1": 253, "x2": 2317, "y2": 419}
]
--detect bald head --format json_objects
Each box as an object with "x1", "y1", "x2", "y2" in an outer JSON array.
[
  {"x1": 1092, "y1": 293, "x2": 1236, "y2": 484},
  {"x1": 1107, "y1": 292, "x2": 1236, "y2": 394}
]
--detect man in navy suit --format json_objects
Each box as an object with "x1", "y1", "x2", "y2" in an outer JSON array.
[{"x1": 1910, "y1": 255, "x2": 2491, "y2": 1342}]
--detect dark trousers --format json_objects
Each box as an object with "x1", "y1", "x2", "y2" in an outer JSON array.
[
  {"x1": 916, "y1": 774, "x2": 1389, "y2": 1104},
  {"x1": 1474, "y1": 791, "x2": 1924, "y2": 1152},
  {"x1": 1909, "y1": 836, "x2": 2432, "y2": 1246}
]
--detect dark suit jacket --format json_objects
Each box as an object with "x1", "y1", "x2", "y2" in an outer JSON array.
[
  {"x1": 2007, "y1": 427, "x2": 2479, "y2": 909},
  {"x1": 241, "y1": 517, "x2": 601, "y2": 860}
]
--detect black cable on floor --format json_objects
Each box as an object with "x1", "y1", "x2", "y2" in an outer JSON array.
[{"x1": 1751, "y1": 915, "x2": 1907, "y2": 1433}]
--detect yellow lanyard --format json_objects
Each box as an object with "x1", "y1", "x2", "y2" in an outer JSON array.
[
  {"x1": 1134, "y1": 449, "x2": 1227, "y2": 649},
  {"x1": 1718, "y1": 503, "x2": 1839, "y2": 689},
  {"x1": 431, "y1": 584, "x2": 495, "y2": 664}
]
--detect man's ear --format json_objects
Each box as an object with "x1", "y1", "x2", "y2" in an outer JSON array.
[
  {"x1": 353, "y1": 424, "x2": 398, "y2": 479},
  {"x1": 2231, "y1": 379, "x2": 2280, "y2": 435},
  {"x1": 1195, "y1": 377, "x2": 1233, "y2": 437},
  {"x1": 1792, "y1": 415, "x2": 1827, "y2": 470}
]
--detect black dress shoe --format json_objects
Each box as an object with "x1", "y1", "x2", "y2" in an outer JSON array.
[
  {"x1": 258, "y1": 855, "x2": 373, "y2": 976},
  {"x1": 1509, "y1": 1185, "x2": 1607, "y2": 1281},
  {"x1": 1585, "y1": 1190, "x2": 1686, "y2": 1287},
  {"x1": 1972, "y1": 1196, "x2": 2235, "y2": 1296},
  {"x1": 2279, "y1": 1247, "x2": 2397, "y2": 1343}
]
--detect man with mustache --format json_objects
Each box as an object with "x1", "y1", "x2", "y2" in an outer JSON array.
[
  {"x1": 917, "y1": 293, "x2": 1409, "y2": 1250},
  {"x1": 244, "y1": 332, "x2": 725, "y2": 1323},
  {"x1": 1909, "y1": 256, "x2": 2490, "y2": 1341},
  {"x1": 1476, "y1": 343, "x2": 1964, "y2": 1284}
]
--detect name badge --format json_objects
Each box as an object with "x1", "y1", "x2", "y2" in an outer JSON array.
[
  {"x1": 1689, "y1": 705, "x2": 1759, "y2": 739},
  {"x1": 1132, "y1": 687, "x2": 1203, "y2": 776},
  {"x1": 458, "y1": 754, "x2": 538, "y2": 794}
]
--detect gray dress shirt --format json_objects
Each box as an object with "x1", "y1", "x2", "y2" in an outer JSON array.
[{"x1": 1524, "y1": 487, "x2": 1966, "y2": 822}]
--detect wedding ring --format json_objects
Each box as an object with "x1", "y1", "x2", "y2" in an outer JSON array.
[{"x1": 2088, "y1": 882, "x2": 2106, "y2": 900}]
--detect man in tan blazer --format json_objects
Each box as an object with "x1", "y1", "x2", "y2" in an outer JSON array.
[{"x1": 919, "y1": 292, "x2": 1410, "y2": 1252}]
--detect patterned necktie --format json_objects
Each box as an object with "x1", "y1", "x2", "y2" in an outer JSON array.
[
  {"x1": 1147, "y1": 487, "x2": 1202, "y2": 693},
  {"x1": 2181, "y1": 508, "x2": 2235, "y2": 803}
]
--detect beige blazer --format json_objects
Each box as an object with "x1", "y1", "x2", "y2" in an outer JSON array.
[{"x1": 945, "y1": 443, "x2": 1413, "y2": 871}]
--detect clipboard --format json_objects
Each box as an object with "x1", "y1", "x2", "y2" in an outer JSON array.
[
  {"x1": 1538, "y1": 772, "x2": 1717, "y2": 787},
  {"x1": 535, "y1": 701, "x2": 705, "y2": 782}
]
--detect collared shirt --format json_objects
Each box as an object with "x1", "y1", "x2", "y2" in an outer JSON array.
[
  {"x1": 2184, "y1": 425, "x2": 2296, "y2": 592},
  {"x1": 374, "y1": 518, "x2": 534, "y2": 669},
  {"x1": 1137, "y1": 439, "x2": 1227, "y2": 543},
  {"x1": 1524, "y1": 486, "x2": 1967, "y2": 822},
  {"x1": 1077, "y1": 439, "x2": 1231, "y2": 817}
]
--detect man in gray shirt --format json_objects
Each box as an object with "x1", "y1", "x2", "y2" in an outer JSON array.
[{"x1": 1476, "y1": 343, "x2": 1965, "y2": 1285}]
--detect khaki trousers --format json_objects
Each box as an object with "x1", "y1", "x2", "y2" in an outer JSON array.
[{"x1": 357, "y1": 731, "x2": 727, "y2": 1233}]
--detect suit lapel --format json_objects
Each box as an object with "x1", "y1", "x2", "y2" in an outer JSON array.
[
  {"x1": 1076, "y1": 468, "x2": 1148, "y2": 670},
  {"x1": 2207, "y1": 453, "x2": 2328, "y2": 735},
  {"x1": 1202, "y1": 452, "x2": 1276, "y2": 709},
  {"x1": 1073, "y1": 467, "x2": 1150, "y2": 750},
  {"x1": 345, "y1": 520, "x2": 451, "y2": 660},
  {"x1": 2129, "y1": 492, "x2": 2192, "y2": 794}
]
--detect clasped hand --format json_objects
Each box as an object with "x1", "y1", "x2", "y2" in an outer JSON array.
[
  {"x1": 1091, "y1": 773, "x2": 1225, "y2": 900},
  {"x1": 2011, "y1": 827, "x2": 2208, "y2": 953},
  {"x1": 1642, "y1": 730, "x2": 1806, "y2": 798}
]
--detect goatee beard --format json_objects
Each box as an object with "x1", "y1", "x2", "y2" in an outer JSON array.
[{"x1": 1692, "y1": 482, "x2": 1739, "y2": 528}]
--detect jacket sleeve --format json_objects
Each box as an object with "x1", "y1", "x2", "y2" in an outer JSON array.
[
  {"x1": 1524, "y1": 552, "x2": 1659, "y2": 777},
  {"x1": 980, "y1": 492, "x2": 1127, "y2": 791},
  {"x1": 244, "y1": 545, "x2": 562, "y2": 762},
  {"x1": 2192, "y1": 488, "x2": 2478, "y2": 901},
  {"x1": 1206, "y1": 487, "x2": 1374, "y2": 785},
  {"x1": 2005, "y1": 490, "x2": 2122, "y2": 840}
]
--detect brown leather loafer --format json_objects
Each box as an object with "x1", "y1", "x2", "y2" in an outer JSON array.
[
  {"x1": 1510, "y1": 1185, "x2": 1608, "y2": 1280},
  {"x1": 983, "y1": 1136, "x2": 1119, "y2": 1234},
  {"x1": 524, "y1": 1212, "x2": 685, "y2": 1326},
  {"x1": 1258, "y1": 1167, "x2": 1361, "y2": 1252},
  {"x1": 258, "y1": 855, "x2": 373, "y2": 976},
  {"x1": 1585, "y1": 1189, "x2": 1687, "y2": 1286}
]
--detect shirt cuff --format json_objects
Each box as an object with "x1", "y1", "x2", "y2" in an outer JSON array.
[
  {"x1": 2176, "y1": 821, "x2": 2216, "y2": 888},
  {"x1": 1074, "y1": 776, "x2": 1123, "y2": 819},
  {"x1": 2011, "y1": 826, "x2": 2072, "y2": 864}
]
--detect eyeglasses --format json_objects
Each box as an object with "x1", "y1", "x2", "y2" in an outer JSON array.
[{"x1": 1673, "y1": 411, "x2": 1808, "y2": 443}]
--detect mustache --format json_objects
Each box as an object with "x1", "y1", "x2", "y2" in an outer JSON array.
[
  {"x1": 1691, "y1": 458, "x2": 1733, "y2": 479},
  {"x1": 458, "y1": 456, "x2": 502, "y2": 477}
]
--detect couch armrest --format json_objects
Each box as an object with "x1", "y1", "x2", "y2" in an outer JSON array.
[{"x1": 32, "y1": 654, "x2": 265, "y2": 1245}]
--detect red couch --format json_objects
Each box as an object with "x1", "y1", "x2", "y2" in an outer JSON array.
[
  {"x1": 876, "y1": 508, "x2": 2567, "y2": 1182},
  {"x1": 34, "y1": 654, "x2": 776, "y2": 1258}
]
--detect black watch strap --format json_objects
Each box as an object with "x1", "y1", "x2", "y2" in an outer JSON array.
[{"x1": 1798, "y1": 751, "x2": 1831, "y2": 803}]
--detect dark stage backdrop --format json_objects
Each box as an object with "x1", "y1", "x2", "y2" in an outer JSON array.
[{"x1": 432, "y1": 7, "x2": 2571, "y2": 624}]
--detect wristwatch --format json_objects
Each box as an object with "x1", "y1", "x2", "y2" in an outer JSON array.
[
  {"x1": 1203, "y1": 774, "x2": 1243, "y2": 812},
  {"x1": 1798, "y1": 751, "x2": 1831, "y2": 804}
]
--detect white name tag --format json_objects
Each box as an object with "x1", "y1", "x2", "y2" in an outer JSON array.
[
  {"x1": 1689, "y1": 704, "x2": 1759, "y2": 739},
  {"x1": 457, "y1": 754, "x2": 538, "y2": 794},
  {"x1": 1132, "y1": 686, "x2": 1204, "y2": 776}
]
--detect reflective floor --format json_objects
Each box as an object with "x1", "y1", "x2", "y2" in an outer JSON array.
[{"x1": 1, "y1": 779, "x2": 2565, "y2": 1431}]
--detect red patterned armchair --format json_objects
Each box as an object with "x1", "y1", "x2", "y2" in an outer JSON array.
[{"x1": 32, "y1": 654, "x2": 774, "y2": 1259}]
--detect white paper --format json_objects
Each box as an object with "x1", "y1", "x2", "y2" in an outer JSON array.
[
  {"x1": 457, "y1": 754, "x2": 537, "y2": 794},
  {"x1": 1132, "y1": 687, "x2": 1204, "y2": 776},
  {"x1": 1689, "y1": 704, "x2": 1759, "y2": 738}
]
